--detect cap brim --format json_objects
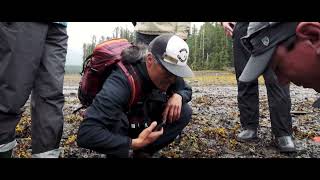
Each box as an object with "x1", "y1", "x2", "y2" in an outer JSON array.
[
  {"x1": 239, "y1": 47, "x2": 276, "y2": 82},
  {"x1": 154, "y1": 56, "x2": 194, "y2": 78},
  {"x1": 162, "y1": 60, "x2": 194, "y2": 78}
]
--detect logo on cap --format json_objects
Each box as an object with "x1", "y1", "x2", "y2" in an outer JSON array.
[
  {"x1": 261, "y1": 36, "x2": 270, "y2": 46},
  {"x1": 177, "y1": 48, "x2": 188, "y2": 62}
]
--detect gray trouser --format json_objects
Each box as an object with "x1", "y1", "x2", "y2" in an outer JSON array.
[
  {"x1": 0, "y1": 22, "x2": 68, "y2": 154},
  {"x1": 233, "y1": 22, "x2": 292, "y2": 137}
]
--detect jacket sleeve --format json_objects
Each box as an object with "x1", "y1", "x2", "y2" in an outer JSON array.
[
  {"x1": 168, "y1": 77, "x2": 192, "y2": 104},
  {"x1": 77, "y1": 70, "x2": 132, "y2": 158}
]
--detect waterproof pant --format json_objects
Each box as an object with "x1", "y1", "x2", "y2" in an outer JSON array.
[
  {"x1": 233, "y1": 22, "x2": 292, "y2": 137},
  {"x1": 0, "y1": 22, "x2": 68, "y2": 155}
]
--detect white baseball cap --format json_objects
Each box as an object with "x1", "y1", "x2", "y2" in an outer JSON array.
[{"x1": 148, "y1": 34, "x2": 194, "y2": 78}]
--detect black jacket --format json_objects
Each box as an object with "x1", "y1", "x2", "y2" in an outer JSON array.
[{"x1": 77, "y1": 61, "x2": 192, "y2": 157}]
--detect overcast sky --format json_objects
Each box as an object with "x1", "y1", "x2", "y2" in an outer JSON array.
[{"x1": 65, "y1": 22, "x2": 204, "y2": 65}]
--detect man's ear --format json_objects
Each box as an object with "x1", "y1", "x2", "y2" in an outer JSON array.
[
  {"x1": 296, "y1": 22, "x2": 320, "y2": 44},
  {"x1": 146, "y1": 53, "x2": 153, "y2": 67}
]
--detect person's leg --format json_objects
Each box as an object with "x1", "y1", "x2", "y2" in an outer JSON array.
[
  {"x1": 140, "y1": 103, "x2": 192, "y2": 155},
  {"x1": 0, "y1": 22, "x2": 47, "y2": 157},
  {"x1": 233, "y1": 22, "x2": 259, "y2": 141},
  {"x1": 31, "y1": 23, "x2": 68, "y2": 158},
  {"x1": 263, "y1": 67, "x2": 295, "y2": 152}
]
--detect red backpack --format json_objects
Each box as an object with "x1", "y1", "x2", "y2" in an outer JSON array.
[{"x1": 75, "y1": 38, "x2": 141, "y2": 113}]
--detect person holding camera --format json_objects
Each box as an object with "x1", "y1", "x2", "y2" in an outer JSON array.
[{"x1": 77, "y1": 34, "x2": 193, "y2": 158}]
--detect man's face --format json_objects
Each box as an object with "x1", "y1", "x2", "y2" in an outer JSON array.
[
  {"x1": 271, "y1": 37, "x2": 320, "y2": 92},
  {"x1": 147, "y1": 54, "x2": 177, "y2": 92}
]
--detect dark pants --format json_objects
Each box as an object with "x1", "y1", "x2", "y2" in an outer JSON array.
[
  {"x1": 0, "y1": 22, "x2": 68, "y2": 154},
  {"x1": 233, "y1": 22, "x2": 292, "y2": 137},
  {"x1": 129, "y1": 103, "x2": 192, "y2": 155}
]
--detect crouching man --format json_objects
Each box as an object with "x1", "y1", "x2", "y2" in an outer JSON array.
[{"x1": 77, "y1": 34, "x2": 193, "y2": 158}]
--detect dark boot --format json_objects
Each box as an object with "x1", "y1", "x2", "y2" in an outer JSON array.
[
  {"x1": 275, "y1": 136, "x2": 296, "y2": 153},
  {"x1": 236, "y1": 128, "x2": 259, "y2": 142}
]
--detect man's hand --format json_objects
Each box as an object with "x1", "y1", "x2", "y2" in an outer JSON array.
[
  {"x1": 222, "y1": 22, "x2": 236, "y2": 37},
  {"x1": 162, "y1": 93, "x2": 182, "y2": 124},
  {"x1": 131, "y1": 121, "x2": 163, "y2": 150}
]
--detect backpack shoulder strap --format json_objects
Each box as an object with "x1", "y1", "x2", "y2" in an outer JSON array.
[
  {"x1": 127, "y1": 63, "x2": 142, "y2": 106},
  {"x1": 80, "y1": 54, "x2": 93, "y2": 75},
  {"x1": 117, "y1": 61, "x2": 141, "y2": 108}
]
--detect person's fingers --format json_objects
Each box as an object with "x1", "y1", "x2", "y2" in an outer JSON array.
[
  {"x1": 151, "y1": 127, "x2": 164, "y2": 137},
  {"x1": 164, "y1": 105, "x2": 169, "y2": 122},
  {"x1": 224, "y1": 30, "x2": 232, "y2": 37},
  {"x1": 171, "y1": 105, "x2": 178, "y2": 122},
  {"x1": 148, "y1": 127, "x2": 163, "y2": 142},
  {"x1": 152, "y1": 127, "x2": 163, "y2": 137},
  {"x1": 145, "y1": 121, "x2": 157, "y2": 133},
  {"x1": 158, "y1": 127, "x2": 164, "y2": 135},
  {"x1": 226, "y1": 26, "x2": 233, "y2": 32},
  {"x1": 162, "y1": 105, "x2": 169, "y2": 122},
  {"x1": 168, "y1": 106, "x2": 175, "y2": 123},
  {"x1": 223, "y1": 29, "x2": 232, "y2": 37},
  {"x1": 175, "y1": 105, "x2": 181, "y2": 121}
]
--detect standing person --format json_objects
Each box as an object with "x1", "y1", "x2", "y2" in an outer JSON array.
[
  {"x1": 239, "y1": 22, "x2": 320, "y2": 142},
  {"x1": 221, "y1": 22, "x2": 295, "y2": 152},
  {"x1": 0, "y1": 22, "x2": 68, "y2": 158}
]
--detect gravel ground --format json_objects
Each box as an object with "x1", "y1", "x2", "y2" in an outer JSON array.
[{"x1": 12, "y1": 77, "x2": 320, "y2": 158}]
